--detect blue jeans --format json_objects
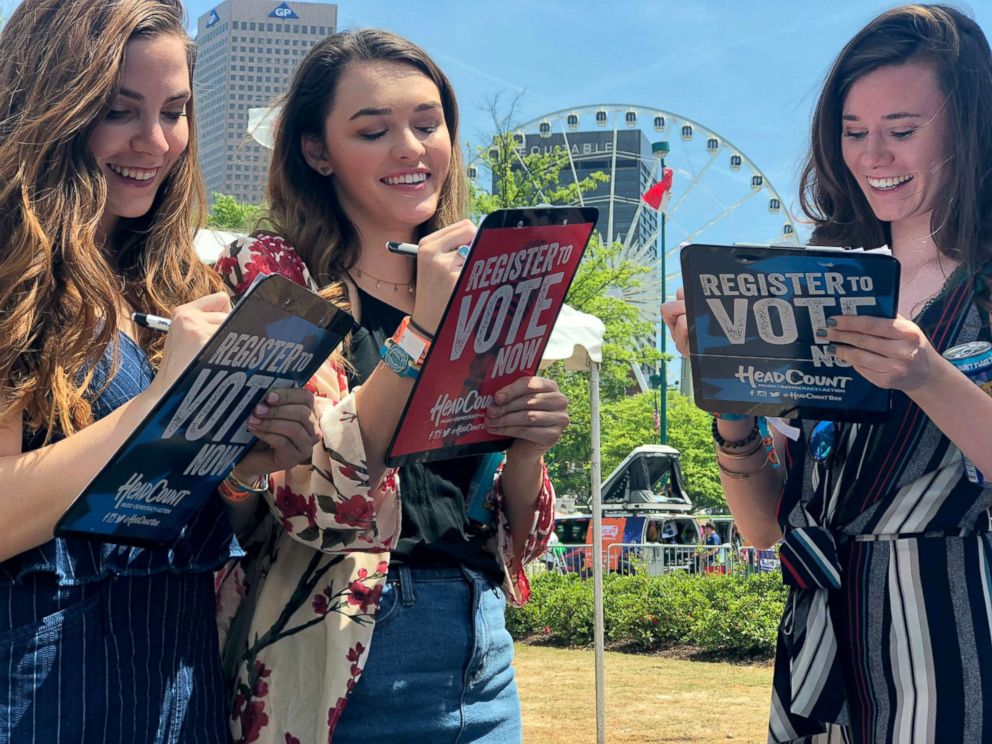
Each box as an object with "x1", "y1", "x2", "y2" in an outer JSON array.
[{"x1": 333, "y1": 564, "x2": 521, "y2": 743}]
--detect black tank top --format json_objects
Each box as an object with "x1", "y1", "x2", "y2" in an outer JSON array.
[{"x1": 348, "y1": 288, "x2": 502, "y2": 581}]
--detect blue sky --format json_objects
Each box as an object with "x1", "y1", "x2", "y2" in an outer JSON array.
[
  {"x1": 176, "y1": 0, "x2": 988, "y2": 238},
  {"x1": 3, "y1": 0, "x2": 988, "y2": 239}
]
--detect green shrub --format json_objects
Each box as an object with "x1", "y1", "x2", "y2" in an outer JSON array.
[{"x1": 508, "y1": 570, "x2": 787, "y2": 657}]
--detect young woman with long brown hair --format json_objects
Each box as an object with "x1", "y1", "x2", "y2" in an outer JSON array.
[
  {"x1": 215, "y1": 28, "x2": 566, "y2": 743},
  {"x1": 0, "y1": 1, "x2": 319, "y2": 740},
  {"x1": 665, "y1": 5, "x2": 992, "y2": 742}
]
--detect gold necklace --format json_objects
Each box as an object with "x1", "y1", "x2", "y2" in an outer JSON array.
[{"x1": 349, "y1": 266, "x2": 415, "y2": 294}]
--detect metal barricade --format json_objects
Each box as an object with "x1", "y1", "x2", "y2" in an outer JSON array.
[
  {"x1": 528, "y1": 543, "x2": 594, "y2": 577},
  {"x1": 529, "y1": 542, "x2": 781, "y2": 578}
]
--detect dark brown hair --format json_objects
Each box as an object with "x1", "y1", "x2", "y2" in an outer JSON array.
[
  {"x1": 263, "y1": 28, "x2": 468, "y2": 301},
  {"x1": 799, "y1": 5, "x2": 992, "y2": 283},
  {"x1": 0, "y1": 0, "x2": 222, "y2": 442}
]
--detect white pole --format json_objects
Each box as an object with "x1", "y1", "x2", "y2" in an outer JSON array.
[{"x1": 589, "y1": 361, "x2": 605, "y2": 744}]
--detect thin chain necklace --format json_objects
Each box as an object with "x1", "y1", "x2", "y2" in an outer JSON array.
[{"x1": 349, "y1": 266, "x2": 415, "y2": 295}]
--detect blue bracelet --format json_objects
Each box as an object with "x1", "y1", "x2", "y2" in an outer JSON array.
[{"x1": 712, "y1": 412, "x2": 748, "y2": 421}]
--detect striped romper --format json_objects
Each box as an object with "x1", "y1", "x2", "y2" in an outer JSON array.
[
  {"x1": 0, "y1": 334, "x2": 239, "y2": 743},
  {"x1": 769, "y1": 268, "x2": 992, "y2": 744}
]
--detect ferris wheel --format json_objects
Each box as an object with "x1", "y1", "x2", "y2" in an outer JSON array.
[{"x1": 466, "y1": 104, "x2": 802, "y2": 327}]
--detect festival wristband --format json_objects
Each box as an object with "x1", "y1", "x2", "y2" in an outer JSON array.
[
  {"x1": 393, "y1": 315, "x2": 431, "y2": 365},
  {"x1": 219, "y1": 471, "x2": 269, "y2": 503},
  {"x1": 756, "y1": 416, "x2": 781, "y2": 469}
]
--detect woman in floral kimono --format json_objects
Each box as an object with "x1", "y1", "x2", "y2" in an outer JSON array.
[
  {"x1": 215, "y1": 28, "x2": 565, "y2": 743},
  {"x1": 664, "y1": 5, "x2": 992, "y2": 743}
]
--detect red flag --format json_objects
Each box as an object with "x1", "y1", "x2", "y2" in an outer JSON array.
[{"x1": 641, "y1": 167, "x2": 674, "y2": 211}]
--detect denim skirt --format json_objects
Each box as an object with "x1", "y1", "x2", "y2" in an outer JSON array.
[{"x1": 333, "y1": 564, "x2": 521, "y2": 743}]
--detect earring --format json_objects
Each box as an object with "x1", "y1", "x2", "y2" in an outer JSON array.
[{"x1": 320, "y1": 166, "x2": 332, "y2": 176}]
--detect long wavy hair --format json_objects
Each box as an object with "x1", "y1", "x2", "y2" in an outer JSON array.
[
  {"x1": 799, "y1": 4, "x2": 992, "y2": 299},
  {"x1": 264, "y1": 28, "x2": 469, "y2": 303},
  {"x1": 0, "y1": 0, "x2": 222, "y2": 442}
]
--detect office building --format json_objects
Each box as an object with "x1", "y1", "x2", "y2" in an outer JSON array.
[{"x1": 194, "y1": 0, "x2": 337, "y2": 204}]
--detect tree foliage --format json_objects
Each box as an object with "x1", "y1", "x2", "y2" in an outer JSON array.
[{"x1": 207, "y1": 193, "x2": 263, "y2": 232}]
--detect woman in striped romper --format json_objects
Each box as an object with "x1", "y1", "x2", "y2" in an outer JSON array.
[
  {"x1": 664, "y1": 5, "x2": 992, "y2": 742},
  {"x1": 0, "y1": 1, "x2": 319, "y2": 742}
]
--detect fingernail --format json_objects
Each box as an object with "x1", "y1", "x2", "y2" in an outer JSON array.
[
  {"x1": 826, "y1": 317, "x2": 838, "y2": 327},
  {"x1": 267, "y1": 392, "x2": 280, "y2": 404},
  {"x1": 815, "y1": 328, "x2": 828, "y2": 338},
  {"x1": 248, "y1": 415, "x2": 261, "y2": 426},
  {"x1": 495, "y1": 393, "x2": 506, "y2": 403},
  {"x1": 254, "y1": 404, "x2": 270, "y2": 415},
  {"x1": 826, "y1": 344, "x2": 837, "y2": 353}
]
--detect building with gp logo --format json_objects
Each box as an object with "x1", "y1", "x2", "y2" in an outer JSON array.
[{"x1": 195, "y1": 0, "x2": 337, "y2": 205}]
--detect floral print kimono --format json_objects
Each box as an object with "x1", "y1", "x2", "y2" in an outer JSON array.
[{"x1": 214, "y1": 235, "x2": 555, "y2": 744}]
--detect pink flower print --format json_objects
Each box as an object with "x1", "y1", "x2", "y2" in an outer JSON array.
[
  {"x1": 238, "y1": 700, "x2": 269, "y2": 743},
  {"x1": 347, "y1": 578, "x2": 382, "y2": 614},
  {"x1": 273, "y1": 485, "x2": 317, "y2": 532},
  {"x1": 312, "y1": 593, "x2": 330, "y2": 616},
  {"x1": 327, "y1": 698, "x2": 349, "y2": 739},
  {"x1": 333, "y1": 494, "x2": 373, "y2": 529}
]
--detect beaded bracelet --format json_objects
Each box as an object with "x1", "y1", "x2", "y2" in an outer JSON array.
[{"x1": 711, "y1": 417, "x2": 759, "y2": 449}]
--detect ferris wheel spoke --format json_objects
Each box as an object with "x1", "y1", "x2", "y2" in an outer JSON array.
[
  {"x1": 665, "y1": 155, "x2": 718, "y2": 221},
  {"x1": 558, "y1": 122, "x2": 587, "y2": 207},
  {"x1": 681, "y1": 189, "x2": 762, "y2": 244},
  {"x1": 606, "y1": 117, "x2": 620, "y2": 242}
]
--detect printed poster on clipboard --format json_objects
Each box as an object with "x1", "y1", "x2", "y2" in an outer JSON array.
[
  {"x1": 681, "y1": 243, "x2": 900, "y2": 423},
  {"x1": 386, "y1": 207, "x2": 598, "y2": 465},
  {"x1": 55, "y1": 274, "x2": 355, "y2": 547}
]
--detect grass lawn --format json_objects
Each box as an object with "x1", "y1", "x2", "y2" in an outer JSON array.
[{"x1": 513, "y1": 644, "x2": 773, "y2": 743}]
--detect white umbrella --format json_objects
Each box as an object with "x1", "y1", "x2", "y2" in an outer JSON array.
[{"x1": 194, "y1": 229, "x2": 243, "y2": 264}]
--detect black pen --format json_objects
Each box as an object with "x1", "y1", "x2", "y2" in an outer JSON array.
[
  {"x1": 385, "y1": 241, "x2": 418, "y2": 256},
  {"x1": 386, "y1": 241, "x2": 471, "y2": 258},
  {"x1": 131, "y1": 312, "x2": 172, "y2": 332}
]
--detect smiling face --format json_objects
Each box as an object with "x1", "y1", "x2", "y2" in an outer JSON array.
[
  {"x1": 88, "y1": 34, "x2": 191, "y2": 237},
  {"x1": 840, "y1": 60, "x2": 951, "y2": 232},
  {"x1": 304, "y1": 60, "x2": 452, "y2": 245}
]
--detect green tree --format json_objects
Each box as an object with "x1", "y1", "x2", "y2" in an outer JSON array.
[
  {"x1": 207, "y1": 193, "x2": 263, "y2": 232},
  {"x1": 468, "y1": 95, "x2": 609, "y2": 221}
]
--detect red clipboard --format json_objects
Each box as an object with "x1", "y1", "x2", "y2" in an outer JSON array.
[{"x1": 385, "y1": 207, "x2": 598, "y2": 465}]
